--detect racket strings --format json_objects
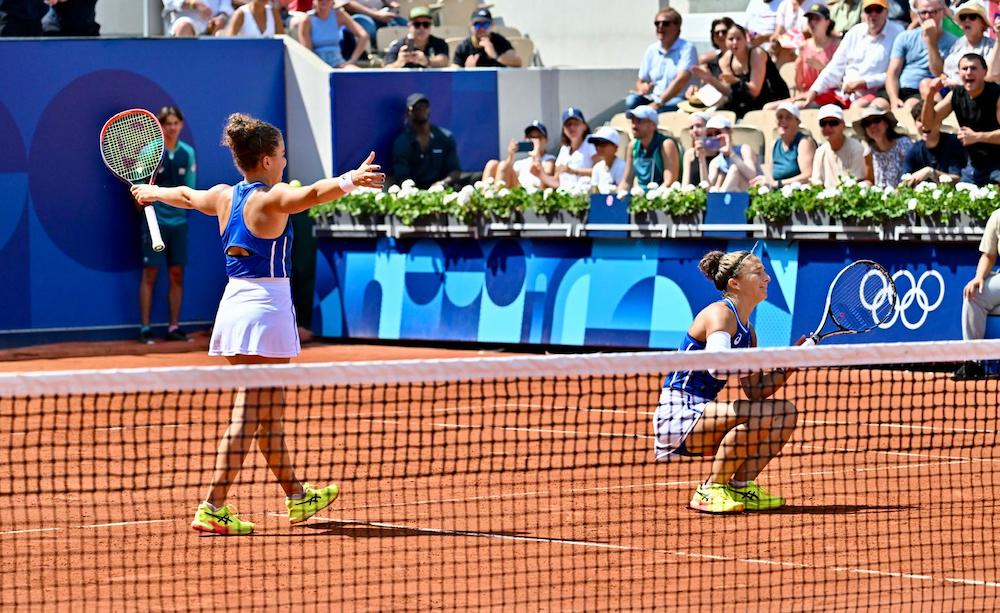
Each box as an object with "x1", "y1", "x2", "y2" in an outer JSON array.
[
  {"x1": 829, "y1": 265, "x2": 895, "y2": 332},
  {"x1": 100, "y1": 114, "x2": 164, "y2": 182}
]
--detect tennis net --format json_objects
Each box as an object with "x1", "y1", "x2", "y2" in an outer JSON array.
[{"x1": 2, "y1": 340, "x2": 1000, "y2": 611}]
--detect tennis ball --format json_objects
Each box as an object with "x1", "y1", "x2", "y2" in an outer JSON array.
[{"x1": 289, "y1": 179, "x2": 302, "y2": 187}]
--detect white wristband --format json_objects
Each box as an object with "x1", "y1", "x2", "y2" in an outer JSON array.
[{"x1": 338, "y1": 171, "x2": 356, "y2": 194}]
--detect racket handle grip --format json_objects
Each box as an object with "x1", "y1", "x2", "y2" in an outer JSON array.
[{"x1": 144, "y1": 206, "x2": 165, "y2": 253}]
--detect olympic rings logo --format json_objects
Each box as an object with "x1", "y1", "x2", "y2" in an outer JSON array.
[{"x1": 860, "y1": 269, "x2": 945, "y2": 330}]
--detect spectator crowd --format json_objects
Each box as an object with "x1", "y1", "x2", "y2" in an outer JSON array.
[{"x1": 6, "y1": 0, "x2": 1000, "y2": 192}]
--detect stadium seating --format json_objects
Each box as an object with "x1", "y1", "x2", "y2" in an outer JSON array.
[
  {"x1": 779, "y1": 62, "x2": 797, "y2": 96},
  {"x1": 376, "y1": 25, "x2": 408, "y2": 53},
  {"x1": 430, "y1": 0, "x2": 486, "y2": 27},
  {"x1": 731, "y1": 125, "x2": 766, "y2": 160},
  {"x1": 657, "y1": 111, "x2": 689, "y2": 140},
  {"x1": 508, "y1": 36, "x2": 535, "y2": 66},
  {"x1": 798, "y1": 108, "x2": 821, "y2": 141}
]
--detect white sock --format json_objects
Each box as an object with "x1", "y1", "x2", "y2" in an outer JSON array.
[
  {"x1": 287, "y1": 487, "x2": 305, "y2": 500},
  {"x1": 729, "y1": 480, "x2": 748, "y2": 489},
  {"x1": 203, "y1": 501, "x2": 219, "y2": 512}
]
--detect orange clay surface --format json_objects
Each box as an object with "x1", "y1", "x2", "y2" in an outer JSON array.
[{"x1": 1, "y1": 336, "x2": 998, "y2": 610}]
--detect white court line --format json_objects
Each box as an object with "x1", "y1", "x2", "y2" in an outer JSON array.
[
  {"x1": 277, "y1": 514, "x2": 999, "y2": 590},
  {"x1": 0, "y1": 527, "x2": 59, "y2": 536},
  {"x1": 80, "y1": 519, "x2": 175, "y2": 529},
  {"x1": 335, "y1": 480, "x2": 702, "y2": 512},
  {"x1": 803, "y1": 419, "x2": 1000, "y2": 435},
  {"x1": 95, "y1": 424, "x2": 183, "y2": 433}
]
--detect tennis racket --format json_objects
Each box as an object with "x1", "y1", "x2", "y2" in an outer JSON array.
[
  {"x1": 808, "y1": 259, "x2": 897, "y2": 344},
  {"x1": 99, "y1": 109, "x2": 166, "y2": 252}
]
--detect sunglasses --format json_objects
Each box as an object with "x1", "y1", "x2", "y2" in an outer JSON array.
[
  {"x1": 654, "y1": 20, "x2": 677, "y2": 28},
  {"x1": 861, "y1": 117, "x2": 884, "y2": 128},
  {"x1": 712, "y1": 29, "x2": 728, "y2": 36},
  {"x1": 959, "y1": 13, "x2": 983, "y2": 22},
  {"x1": 864, "y1": 5, "x2": 884, "y2": 14},
  {"x1": 916, "y1": 8, "x2": 941, "y2": 18},
  {"x1": 473, "y1": 21, "x2": 491, "y2": 29},
  {"x1": 411, "y1": 20, "x2": 432, "y2": 28},
  {"x1": 819, "y1": 119, "x2": 842, "y2": 128},
  {"x1": 705, "y1": 129, "x2": 721, "y2": 137}
]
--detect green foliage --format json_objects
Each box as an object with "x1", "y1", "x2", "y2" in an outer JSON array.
[
  {"x1": 309, "y1": 180, "x2": 1000, "y2": 226},
  {"x1": 627, "y1": 184, "x2": 707, "y2": 215}
]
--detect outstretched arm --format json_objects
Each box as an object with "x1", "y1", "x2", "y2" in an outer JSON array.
[
  {"x1": 261, "y1": 151, "x2": 385, "y2": 215},
  {"x1": 131, "y1": 183, "x2": 230, "y2": 217}
]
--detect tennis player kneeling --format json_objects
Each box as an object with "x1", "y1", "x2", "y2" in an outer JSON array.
[
  {"x1": 654, "y1": 248, "x2": 800, "y2": 514},
  {"x1": 132, "y1": 113, "x2": 385, "y2": 535}
]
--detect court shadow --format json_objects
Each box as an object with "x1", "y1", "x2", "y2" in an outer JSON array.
[
  {"x1": 761, "y1": 504, "x2": 914, "y2": 515},
  {"x1": 303, "y1": 521, "x2": 531, "y2": 539}
]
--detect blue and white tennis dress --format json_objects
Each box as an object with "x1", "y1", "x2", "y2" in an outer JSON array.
[
  {"x1": 208, "y1": 180, "x2": 300, "y2": 358},
  {"x1": 653, "y1": 298, "x2": 752, "y2": 460}
]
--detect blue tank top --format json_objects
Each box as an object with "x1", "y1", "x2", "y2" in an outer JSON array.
[
  {"x1": 632, "y1": 132, "x2": 667, "y2": 189},
  {"x1": 663, "y1": 298, "x2": 752, "y2": 401},
  {"x1": 309, "y1": 10, "x2": 346, "y2": 68},
  {"x1": 771, "y1": 132, "x2": 803, "y2": 181},
  {"x1": 222, "y1": 180, "x2": 293, "y2": 279}
]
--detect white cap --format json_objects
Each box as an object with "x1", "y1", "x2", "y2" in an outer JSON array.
[
  {"x1": 705, "y1": 115, "x2": 733, "y2": 130},
  {"x1": 625, "y1": 105, "x2": 658, "y2": 123},
  {"x1": 587, "y1": 125, "x2": 621, "y2": 147},
  {"x1": 817, "y1": 104, "x2": 844, "y2": 122},
  {"x1": 775, "y1": 101, "x2": 800, "y2": 120}
]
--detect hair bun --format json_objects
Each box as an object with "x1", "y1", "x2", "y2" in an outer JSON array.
[{"x1": 699, "y1": 250, "x2": 725, "y2": 282}]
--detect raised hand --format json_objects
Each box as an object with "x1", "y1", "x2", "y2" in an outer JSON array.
[{"x1": 350, "y1": 151, "x2": 385, "y2": 190}]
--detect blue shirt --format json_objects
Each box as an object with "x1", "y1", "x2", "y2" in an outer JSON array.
[
  {"x1": 891, "y1": 28, "x2": 957, "y2": 91},
  {"x1": 902, "y1": 132, "x2": 967, "y2": 177},
  {"x1": 153, "y1": 140, "x2": 196, "y2": 226},
  {"x1": 771, "y1": 132, "x2": 804, "y2": 181},
  {"x1": 222, "y1": 181, "x2": 293, "y2": 279},
  {"x1": 638, "y1": 38, "x2": 697, "y2": 109},
  {"x1": 663, "y1": 298, "x2": 753, "y2": 401}
]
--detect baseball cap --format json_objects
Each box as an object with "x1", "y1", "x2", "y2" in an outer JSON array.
[
  {"x1": 625, "y1": 105, "x2": 657, "y2": 123},
  {"x1": 406, "y1": 92, "x2": 429, "y2": 109},
  {"x1": 523, "y1": 120, "x2": 548, "y2": 138},
  {"x1": 862, "y1": 0, "x2": 888, "y2": 9},
  {"x1": 817, "y1": 104, "x2": 844, "y2": 122},
  {"x1": 775, "y1": 101, "x2": 801, "y2": 120},
  {"x1": 587, "y1": 126, "x2": 621, "y2": 148},
  {"x1": 561, "y1": 106, "x2": 586, "y2": 124},
  {"x1": 956, "y1": 2, "x2": 987, "y2": 21},
  {"x1": 705, "y1": 115, "x2": 733, "y2": 130},
  {"x1": 803, "y1": 2, "x2": 831, "y2": 20},
  {"x1": 409, "y1": 6, "x2": 432, "y2": 20},
  {"x1": 470, "y1": 8, "x2": 492, "y2": 23}
]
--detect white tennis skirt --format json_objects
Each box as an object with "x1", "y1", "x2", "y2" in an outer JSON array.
[
  {"x1": 209, "y1": 277, "x2": 301, "y2": 358},
  {"x1": 653, "y1": 388, "x2": 710, "y2": 461}
]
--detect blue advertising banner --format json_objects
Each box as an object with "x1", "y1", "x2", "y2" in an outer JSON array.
[
  {"x1": 0, "y1": 39, "x2": 285, "y2": 345},
  {"x1": 329, "y1": 70, "x2": 499, "y2": 176},
  {"x1": 314, "y1": 237, "x2": 979, "y2": 348}
]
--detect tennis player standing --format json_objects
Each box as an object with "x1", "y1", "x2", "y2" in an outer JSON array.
[
  {"x1": 132, "y1": 113, "x2": 384, "y2": 535},
  {"x1": 654, "y1": 248, "x2": 799, "y2": 514}
]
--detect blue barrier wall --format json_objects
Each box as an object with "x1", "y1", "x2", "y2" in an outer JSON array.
[
  {"x1": 314, "y1": 238, "x2": 974, "y2": 347},
  {"x1": 329, "y1": 70, "x2": 499, "y2": 176},
  {"x1": 0, "y1": 39, "x2": 285, "y2": 345}
]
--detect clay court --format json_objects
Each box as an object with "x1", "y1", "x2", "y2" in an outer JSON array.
[{"x1": 1, "y1": 338, "x2": 998, "y2": 611}]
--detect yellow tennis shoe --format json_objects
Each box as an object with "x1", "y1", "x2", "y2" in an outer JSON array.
[
  {"x1": 191, "y1": 503, "x2": 255, "y2": 536},
  {"x1": 690, "y1": 482, "x2": 745, "y2": 514},
  {"x1": 726, "y1": 481, "x2": 784, "y2": 511},
  {"x1": 286, "y1": 482, "x2": 340, "y2": 524}
]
